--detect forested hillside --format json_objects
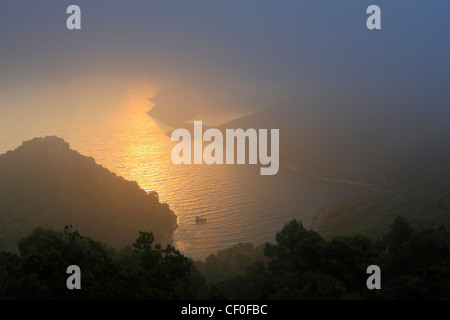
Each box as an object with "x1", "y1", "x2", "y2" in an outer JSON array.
[
  {"x1": 1, "y1": 218, "x2": 448, "y2": 299},
  {"x1": 0, "y1": 136, "x2": 177, "y2": 251},
  {"x1": 310, "y1": 155, "x2": 450, "y2": 239}
]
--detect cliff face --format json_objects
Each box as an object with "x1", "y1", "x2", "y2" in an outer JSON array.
[{"x1": 0, "y1": 136, "x2": 177, "y2": 251}]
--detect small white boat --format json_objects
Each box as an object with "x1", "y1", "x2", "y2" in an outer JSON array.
[{"x1": 195, "y1": 216, "x2": 207, "y2": 224}]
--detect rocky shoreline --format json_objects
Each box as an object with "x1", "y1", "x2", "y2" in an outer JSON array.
[{"x1": 309, "y1": 206, "x2": 329, "y2": 232}]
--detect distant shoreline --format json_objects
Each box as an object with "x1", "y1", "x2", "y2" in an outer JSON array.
[
  {"x1": 280, "y1": 163, "x2": 377, "y2": 233},
  {"x1": 281, "y1": 163, "x2": 378, "y2": 188}
]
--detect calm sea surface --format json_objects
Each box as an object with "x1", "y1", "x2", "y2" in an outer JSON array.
[{"x1": 0, "y1": 80, "x2": 365, "y2": 260}]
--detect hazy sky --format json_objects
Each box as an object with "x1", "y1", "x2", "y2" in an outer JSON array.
[{"x1": 0, "y1": 1, "x2": 449, "y2": 98}]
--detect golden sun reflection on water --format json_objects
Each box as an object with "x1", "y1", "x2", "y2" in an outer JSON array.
[
  {"x1": 94, "y1": 88, "x2": 266, "y2": 256},
  {"x1": 89, "y1": 86, "x2": 178, "y2": 201}
]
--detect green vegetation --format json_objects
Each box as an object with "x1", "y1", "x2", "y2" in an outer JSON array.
[
  {"x1": 2, "y1": 217, "x2": 448, "y2": 300},
  {"x1": 196, "y1": 242, "x2": 267, "y2": 285},
  {"x1": 203, "y1": 218, "x2": 450, "y2": 300},
  {"x1": 312, "y1": 159, "x2": 450, "y2": 240},
  {"x1": 0, "y1": 226, "x2": 202, "y2": 299},
  {"x1": 0, "y1": 136, "x2": 177, "y2": 251}
]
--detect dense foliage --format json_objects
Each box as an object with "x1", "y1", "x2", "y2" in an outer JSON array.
[
  {"x1": 1, "y1": 217, "x2": 448, "y2": 300},
  {"x1": 312, "y1": 158, "x2": 450, "y2": 240},
  {"x1": 0, "y1": 226, "x2": 203, "y2": 299},
  {"x1": 0, "y1": 136, "x2": 177, "y2": 251},
  {"x1": 212, "y1": 218, "x2": 450, "y2": 299},
  {"x1": 196, "y1": 242, "x2": 266, "y2": 284}
]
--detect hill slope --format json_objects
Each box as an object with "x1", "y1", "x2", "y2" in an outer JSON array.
[
  {"x1": 221, "y1": 92, "x2": 450, "y2": 237},
  {"x1": 148, "y1": 80, "x2": 284, "y2": 129},
  {"x1": 310, "y1": 156, "x2": 450, "y2": 239},
  {"x1": 0, "y1": 136, "x2": 177, "y2": 251},
  {"x1": 221, "y1": 93, "x2": 450, "y2": 185}
]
